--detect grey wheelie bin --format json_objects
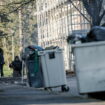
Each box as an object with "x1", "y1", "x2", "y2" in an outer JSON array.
[
  {"x1": 38, "y1": 48, "x2": 69, "y2": 92},
  {"x1": 72, "y1": 41, "x2": 105, "y2": 94}
]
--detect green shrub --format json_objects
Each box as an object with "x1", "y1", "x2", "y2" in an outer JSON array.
[{"x1": 3, "y1": 65, "x2": 13, "y2": 77}]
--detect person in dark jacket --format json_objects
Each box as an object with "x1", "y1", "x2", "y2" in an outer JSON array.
[
  {"x1": 9, "y1": 56, "x2": 22, "y2": 77},
  {"x1": 0, "y1": 48, "x2": 5, "y2": 77}
]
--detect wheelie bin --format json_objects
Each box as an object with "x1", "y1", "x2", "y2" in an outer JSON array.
[
  {"x1": 25, "y1": 46, "x2": 44, "y2": 88},
  {"x1": 38, "y1": 48, "x2": 69, "y2": 92}
]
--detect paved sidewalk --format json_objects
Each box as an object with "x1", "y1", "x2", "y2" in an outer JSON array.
[{"x1": 0, "y1": 76, "x2": 105, "y2": 105}]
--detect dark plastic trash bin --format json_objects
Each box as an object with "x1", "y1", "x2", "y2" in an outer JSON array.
[{"x1": 26, "y1": 51, "x2": 44, "y2": 88}]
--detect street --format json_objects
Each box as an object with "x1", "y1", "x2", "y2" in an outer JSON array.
[{"x1": 0, "y1": 76, "x2": 105, "y2": 105}]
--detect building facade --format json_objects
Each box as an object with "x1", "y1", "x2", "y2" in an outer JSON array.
[{"x1": 36, "y1": 0, "x2": 90, "y2": 70}]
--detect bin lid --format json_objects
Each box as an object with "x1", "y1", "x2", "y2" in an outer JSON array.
[
  {"x1": 28, "y1": 45, "x2": 44, "y2": 51},
  {"x1": 38, "y1": 48, "x2": 63, "y2": 55}
]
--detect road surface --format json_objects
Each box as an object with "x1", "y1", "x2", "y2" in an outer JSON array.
[{"x1": 0, "y1": 76, "x2": 105, "y2": 105}]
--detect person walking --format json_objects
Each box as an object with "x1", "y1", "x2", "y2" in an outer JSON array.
[
  {"x1": 0, "y1": 48, "x2": 5, "y2": 77},
  {"x1": 9, "y1": 56, "x2": 22, "y2": 77}
]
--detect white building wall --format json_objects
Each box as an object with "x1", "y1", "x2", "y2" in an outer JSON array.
[{"x1": 36, "y1": 0, "x2": 90, "y2": 70}]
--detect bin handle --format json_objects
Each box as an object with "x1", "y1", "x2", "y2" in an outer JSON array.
[{"x1": 34, "y1": 51, "x2": 39, "y2": 73}]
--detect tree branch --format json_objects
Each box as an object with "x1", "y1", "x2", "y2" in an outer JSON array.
[
  {"x1": 99, "y1": 10, "x2": 105, "y2": 22},
  {"x1": 97, "y1": 0, "x2": 103, "y2": 14},
  {"x1": 3, "y1": 0, "x2": 35, "y2": 14},
  {"x1": 81, "y1": 0, "x2": 93, "y2": 17},
  {"x1": 68, "y1": 0, "x2": 91, "y2": 24}
]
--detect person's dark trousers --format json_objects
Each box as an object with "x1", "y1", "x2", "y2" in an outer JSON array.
[{"x1": 0, "y1": 64, "x2": 4, "y2": 77}]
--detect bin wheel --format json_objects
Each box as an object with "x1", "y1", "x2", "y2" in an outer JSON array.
[
  {"x1": 44, "y1": 87, "x2": 52, "y2": 91},
  {"x1": 61, "y1": 85, "x2": 69, "y2": 92},
  {"x1": 44, "y1": 88, "x2": 48, "y2": 90}
]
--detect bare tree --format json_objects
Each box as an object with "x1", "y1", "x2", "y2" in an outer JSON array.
[
  {"x1": 68, "y1": 0, "x2": 105, "y2": 27},
  {"x1": 0, "y1": 0, "x2": 36, "y2": 14}
]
